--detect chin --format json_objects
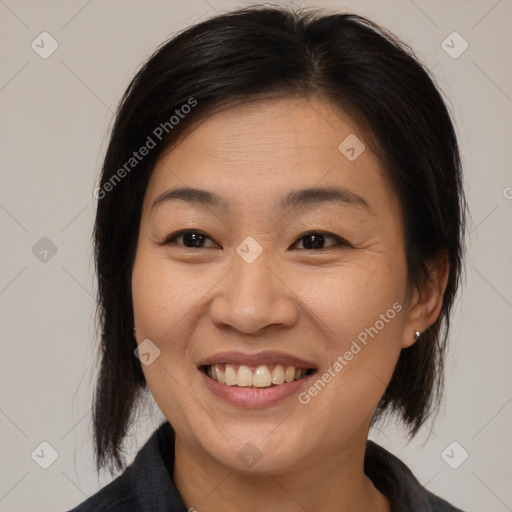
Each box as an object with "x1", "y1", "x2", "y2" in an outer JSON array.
[{"x1": 190, "y1": 421, "x2": 311, "y2": 474}]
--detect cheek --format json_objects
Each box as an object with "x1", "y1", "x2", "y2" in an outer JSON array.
[
  {"x1": 301, "y1": 257, "x2": 406, "y2": 342},
  {"x1": 130, "y1": 245, "x2": 226, "y2": 402},
  {"x1": 293, "y1": 259, "x2": 407, "y2": 417},
  {"x1": 131, "y1": 247, "x2": 206, "y2": 343},
  {"x1": 131, "y1": 248, "x2": 206, "y2": 428},
  {"x1": 131, "y1": 248, "x2": 196, "y2": 407}
]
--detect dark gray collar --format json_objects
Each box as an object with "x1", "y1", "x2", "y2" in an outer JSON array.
[{"x1": 69, "y1": 421, "x2": 464, "y2": 512}]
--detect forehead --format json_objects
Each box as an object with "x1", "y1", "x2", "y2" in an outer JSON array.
[{"x1": 144, "y1": 95, "x2": 391, "y2": 215}]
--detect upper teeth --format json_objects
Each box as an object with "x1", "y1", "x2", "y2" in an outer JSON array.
[{"x1": 207, "y1": 364, "x2": 307, "y2": 387}]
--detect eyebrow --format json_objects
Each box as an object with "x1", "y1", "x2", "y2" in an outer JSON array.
[{"x1": 151, "y1": 186, "x2": 372, "y2": 213}]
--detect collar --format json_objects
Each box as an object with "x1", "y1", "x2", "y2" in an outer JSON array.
[{"x1": 70, "y1": 421, "x2": 463, "y2": 511}]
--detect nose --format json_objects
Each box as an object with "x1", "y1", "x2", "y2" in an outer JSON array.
[{"x1": 209, "y1": 249, "x2": 299, "y2": 335}]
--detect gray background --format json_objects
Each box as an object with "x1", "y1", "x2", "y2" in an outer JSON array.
[{"x1": 0, "y1": 1, "x2": 511, "y2": 511}]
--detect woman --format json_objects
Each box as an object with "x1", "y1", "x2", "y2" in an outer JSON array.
[{"x1": 70, "y1": 5, "x2": 467, "y2": 511}]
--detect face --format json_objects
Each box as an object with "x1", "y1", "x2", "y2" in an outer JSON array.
[{"x1": 131, "y1": 95, "x2": 414, "y2": 473}]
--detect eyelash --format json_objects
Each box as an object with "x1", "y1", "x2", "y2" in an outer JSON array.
[{"x1": 159, "y1": 230, "x2": 351, "y2": 251}]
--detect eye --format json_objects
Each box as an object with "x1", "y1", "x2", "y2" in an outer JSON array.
[
  {"x1": 292, "y1": 231, "x2": 349, "y2": 250},
  {"x1": 159, "y1": 230, "x2": 350, "y2": 251},
  {"x1": 160, "y1": 230, "x2": 220, "y2": 249}
]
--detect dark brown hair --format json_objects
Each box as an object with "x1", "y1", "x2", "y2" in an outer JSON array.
[{"x1": 92, "y1": 5, "x2": 466, "y2": 474}]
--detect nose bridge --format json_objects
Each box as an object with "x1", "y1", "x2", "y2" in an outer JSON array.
[
  {"x1": 230, "y1": 247, "x2": 281, "y2": 318},
  {"x1": 209, "y1": 242, "x2": 297, "y2": 334},
  {"x1": 231, "y1": 234, "x2": 276, "y2": 298},
  {"x1": 233, "y1": 248, "x2": 275, "y2": 299}
]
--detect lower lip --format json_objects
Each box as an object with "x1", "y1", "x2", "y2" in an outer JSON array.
[{"x1": 200, "y1": 368, "x2": 314, "y2": 408}]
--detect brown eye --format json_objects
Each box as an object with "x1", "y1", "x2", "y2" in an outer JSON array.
[
  {"x1": 161, "y1": 230, "x2": 220, "y2": 249},
  {"x1": 293, "y1": 232, "x2": 348, "y2": 250},
  {"x1": 160, "y1": 230, "x2": 348, "y2": 251}
]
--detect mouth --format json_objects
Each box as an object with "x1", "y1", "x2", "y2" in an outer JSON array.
[
  {"x1": 201, "y1": 363, "x2": 317, "y2": 388},
  {"x1": 197, "y1": 351, "x2": 319, "y2": 397}
]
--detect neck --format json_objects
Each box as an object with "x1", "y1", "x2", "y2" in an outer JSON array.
[{"x1": 173, "y1": 434, "x2": 390, "y2": 512}]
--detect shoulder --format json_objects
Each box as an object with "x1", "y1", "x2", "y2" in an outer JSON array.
[
  {"x1": 66, "y1": 475, "x2": 140, "y2": 511},
  {"x1": 426, "y1": 491, "x2": 466, "y2": 512},
  {"x1": 66, "y1": 422, "x2": 187, "y2": 512},
  {"x1": 365, "y1": 440, "x2": 465, "y2": 512}
]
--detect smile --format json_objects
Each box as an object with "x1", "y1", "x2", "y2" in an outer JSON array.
[
  {"x1": 197, "y1": 350, "x2": 319, "y2": 407},
  {"x1": 203, "y1": 363, "x2": 316, "y2": 388}
]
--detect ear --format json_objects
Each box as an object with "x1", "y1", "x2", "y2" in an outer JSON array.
[{"x1": 401, "y1": 251, "x2": 449, "y2": 349}]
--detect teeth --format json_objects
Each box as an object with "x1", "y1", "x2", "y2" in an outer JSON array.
[
  {"x1": 253, "y1": 365, "x2": 272, "y2": 387},
  {"x1": 236, "y1": 365, "x2": 253, "y2": 387},
  {"x1": 271, "y1": 365, "x2": 285, "y2": 384},
  {"x1": 284, "y1": 366, "x2": 295, "y2": 383},
  {"x1": 206, "y1": 363, "x2": 310, "y2": 388},
  {"x1": 225, "y1": 365, "x2": 237, "y2": 386},
  {"x1": 215, "y1": 366, "x2": 225, "y2": 384}
]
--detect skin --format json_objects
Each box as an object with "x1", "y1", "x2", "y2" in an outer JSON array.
[{"x1": 131, "y1": 95, "x2": 449, "y2": 512}]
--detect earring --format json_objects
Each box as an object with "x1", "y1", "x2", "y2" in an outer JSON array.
[{"x1": 414, "y1": 330, "x2": 421, "y2": 341}]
